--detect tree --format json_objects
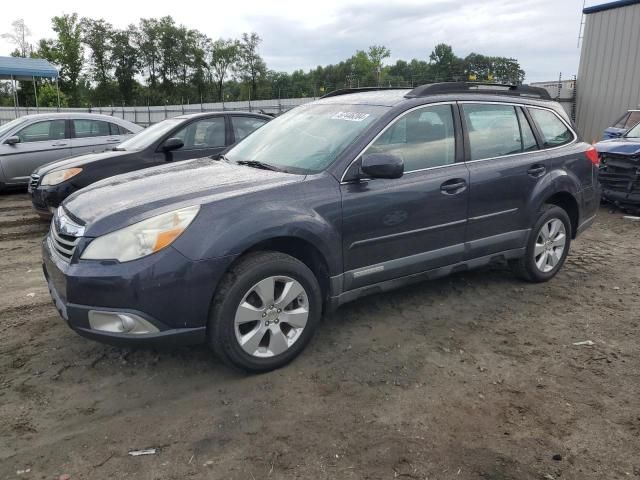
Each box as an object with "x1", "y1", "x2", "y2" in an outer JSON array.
[
  {"x1": 210, "y1": 38, "x2": 240, "y2": 101},
  {"x1": 38, "y1": 14, "x2": 84, "y2": 105},
  {"x1": 367, "y1": 45, "x2": 391, "y2": 85},
  {"x1": 137, "y1": 18, "x2": 161, "y2": 89},
  {"x1": 236, "y1": 32, "x2": 266, "y2": 98},
  {"x1": 2, "y1": 19, "x2": 31, "y2": 57},
  {"x1": 81, "y1": 18, "x2": 114, "y2": 86},
  {"x1": 111, "y1": 26, "x2": 140, "y2": 104},
  {"x1": 37, "y1": 82, "x2": 67, "y2": 107}
]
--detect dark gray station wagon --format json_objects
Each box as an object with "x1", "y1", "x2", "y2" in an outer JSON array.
[{"x1": 42, "y1": 83, "x2": 601, "y2": 372}]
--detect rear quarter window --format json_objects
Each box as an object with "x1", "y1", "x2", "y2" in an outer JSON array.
[{"x1": 528, "y1": 108, "x2": 574, "y2": 148}]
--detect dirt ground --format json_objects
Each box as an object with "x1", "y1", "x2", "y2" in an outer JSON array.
[{"x1": 0, "y1": 192, "x2": 638, "y2": 480}]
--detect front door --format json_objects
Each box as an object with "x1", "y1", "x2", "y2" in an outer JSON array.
[
  {"x1": 340, "y1": 103, "x2": 469, "y2": 291},
  {"x1": 162, "y1": 116, "x2": 228, "y2": 162},
  {"x1": 1, "y1": 119, "x2": 70, "y2": 184}
]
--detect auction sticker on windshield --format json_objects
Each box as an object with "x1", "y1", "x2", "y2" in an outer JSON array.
[{"x1": 331, "y1": 112, "x2": 371, "y2": 122}]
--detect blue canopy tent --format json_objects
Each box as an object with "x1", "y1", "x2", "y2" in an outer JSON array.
[{"x1": 0, "y1": 56, "x2": 60, "y2": 114}]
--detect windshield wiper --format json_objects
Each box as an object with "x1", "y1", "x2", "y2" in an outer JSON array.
[{"x1": 235, "y1": 160, "x2": 283, "y2": 172}]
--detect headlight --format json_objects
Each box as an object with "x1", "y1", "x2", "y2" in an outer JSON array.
[
  {"x1": 81, "y1": 205, "x2": 200, "y2": 262},
  {"x1": 41, "y1": 168, "x2": 82, "y2": 186}
]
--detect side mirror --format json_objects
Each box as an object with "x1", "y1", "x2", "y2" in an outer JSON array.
[
  {"x1": 162, "y1": 137, "x2": 184, "y2": 152},
  {"x1": 361, "y1": 153, "x2": 404, "y2": 179},
  {"x1": 4, "y1": 136, "x2": 20, "y2": 146}
]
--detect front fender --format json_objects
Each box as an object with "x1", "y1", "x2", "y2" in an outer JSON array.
[{"x1": 172, "y1": 175, "x2": 343, "y2": 275}]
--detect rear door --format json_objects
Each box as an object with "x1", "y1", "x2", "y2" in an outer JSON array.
[
  {"x1": 70, "y1": 119, "x2": 121, "y2": 155},
  {"x1": 0, "y1": 119, "x2": 70, "y2": 184},
  {"x1": 340, "y1": 103, "x2": 469, "y2": 290},
  {"x1": 159, "y1": 116, "x2": 227, "y2": 161},
  {"x1": 462, "y1": 102, "x2": 561, "y2": 259}
]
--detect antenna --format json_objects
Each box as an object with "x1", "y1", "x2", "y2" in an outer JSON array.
[{"x1": 577, "y1": 0, "x2": 587, "y2": 48}]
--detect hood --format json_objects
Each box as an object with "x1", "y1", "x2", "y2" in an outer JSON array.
[
  {"x1": 595, "y1": 138, "x2": 640, "y2": 156},
  {"x1": 63, "y1": 157, "x2": 303, "y2": 235},
  {"x1": 34, "y1": 149, "x2": 133, "y2": 176}
]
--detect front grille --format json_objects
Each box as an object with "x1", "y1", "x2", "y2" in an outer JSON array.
[
  {"x1": 49, "y1": 210, "x2": 84, "y2": 262},
  {"x1": 599, "y1": 154, "x2": 640, "y2": 193},
  {"x1": 29, "y1": 174, "x2": 40, "y2": 190}
]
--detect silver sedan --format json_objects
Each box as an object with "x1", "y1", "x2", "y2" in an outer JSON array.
[{"x1": 0, "y1": 113, "x2": 142, "y2": 190}]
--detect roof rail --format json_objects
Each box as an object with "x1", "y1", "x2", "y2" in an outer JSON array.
[
  {"x1": 405, "y1": 82, "x2": 552, "y2": 100},
  {"x1": 320, "y1": 87, "x2": 408, "y2": 99}
]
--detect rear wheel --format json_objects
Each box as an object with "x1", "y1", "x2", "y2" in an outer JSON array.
[
  {"x1": 510, "y1": 205, "x2": 571, "y2": 282},
  {"x1": 208, "y1": 251, "x2": 322, "y2": 372}
]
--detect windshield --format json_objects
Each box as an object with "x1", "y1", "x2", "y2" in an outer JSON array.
[
  {"x1": 117, "y1": 118, "x2": 183, "y2": 151},
  {"x1": 0, "y1": 117, "x2": 27, "y2": 138},
  {"x1": 225, "y1": 104, "x2": 388, "y2": 174},
  {"x1": 625, "y1": 121, "x2": 640, "y2": 138}
]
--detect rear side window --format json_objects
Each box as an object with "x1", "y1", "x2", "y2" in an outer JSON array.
[
  {"x1": 366, "y1": 104, "x2": 455, "y2": 172},
  {"x1": 231, "y1": 116, "x2": 269, "y2": 142},
  {"x1": 73, "y1": 120, "x2": 111, "y2": 138},
  {"x1": 462, "y1": 104, "x2": 526, "y2": 160},
  {"x1": 528, "y1": 108, "x2": 573, "y2": 148},
  {"x1": 16, "y1": 120, "x2": 66, "y2": 143},
  {"x1": 109, "y1": 123, "x2": 131, "y2": 135}
]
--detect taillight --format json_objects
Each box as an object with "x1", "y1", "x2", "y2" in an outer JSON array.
[{"x1": 585, "y1": 146, "x2": 599, "y2": 166}]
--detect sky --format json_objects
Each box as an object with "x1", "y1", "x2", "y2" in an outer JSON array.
[{"x1": 0, "y1": 0, "x2": 600, "y2": 83}]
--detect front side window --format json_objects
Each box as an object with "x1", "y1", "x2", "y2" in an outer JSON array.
[
  {"x1": 528, "y1": 108, "x2": 573, "y2": 148},
  {"x1": 364, "y1": 104, "x2": 456, "y2": 171},
  {"x1": 17, "y1": 120, "x2": 66, "y2": 143},
  {"x1": 231, "y1": 116, "x2": 269, "y2": 142},
  {"x1": 226, "y1": 104, "x2": 387, "y2": 174},
  {"x1": 73, "y1": 120, "x2": 111, "y2": 138},
  {"x1": 173, "y1": 117, "x2": 226, "y2": 150},
  {"x1": 463, "y1": 104, "x2": 526, "y2": 160}
]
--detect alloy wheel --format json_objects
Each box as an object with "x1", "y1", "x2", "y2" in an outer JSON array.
[
  {"x1": 234, "y1": 276, "x2": 309, "y2": 358},
  {"x1": 534, "y1": 218, "x2": 566, "y2": 273}
]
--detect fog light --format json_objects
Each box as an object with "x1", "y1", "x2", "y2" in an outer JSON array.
[{"x1": 88, "y1": 311, "x2": 160, "y2": 334}]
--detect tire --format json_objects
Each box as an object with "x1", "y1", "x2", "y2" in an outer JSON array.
[
  {"x1": 510, "y1": 204, "x2": 572, "y2": 283},
  {"x1": 208, "y1": 251, "x2": 322, "y2": 373}
]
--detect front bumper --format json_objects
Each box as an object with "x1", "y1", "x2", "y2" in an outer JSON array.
[
  {"x1": 42, "y1": 235, "x2": 237, "y2": 347},
  {"x1": 30, "y1": 184, "x2": 78, "y2": 218}
]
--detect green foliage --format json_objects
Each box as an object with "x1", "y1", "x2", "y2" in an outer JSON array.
[
  {"x1": 1, "y1": 15, "x2": 527, "y2": 107},
  {"x1": 37, "y1": 82, "x2": 68, "y2": 107}
]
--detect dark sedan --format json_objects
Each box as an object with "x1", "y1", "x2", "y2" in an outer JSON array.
[{"x1": 30, "y1": 111, "x2": 270, "y2": 216}]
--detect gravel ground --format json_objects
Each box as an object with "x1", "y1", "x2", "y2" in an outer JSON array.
[{"x1": 0, "y1": 192, "x2": 638, "y2": 480}]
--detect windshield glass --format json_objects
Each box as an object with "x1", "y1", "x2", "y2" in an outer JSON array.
[
  {"x1": 0, "y1": 117, "x2": 27, "y2": 138},
  {"x1": 225, "y1": 104, "x2": 388, "y2": 174},
  {"x1": 625, "y1": 121, "x2": 640, "y2": 138},
  {"x1": 117, "y1": 118, "x2": 183, "y2": 150}
]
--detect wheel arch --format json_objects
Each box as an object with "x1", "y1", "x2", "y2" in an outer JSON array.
[{"x1": 543, "y1": 191, "x2": 579, "y2": 238}]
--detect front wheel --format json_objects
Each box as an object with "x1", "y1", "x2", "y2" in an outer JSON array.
[
  {"x1": 208, "y1": 251, "x2": 322, "y2": 373},
  {"x1": 510, "y1": 205, "x2": 572, "y2": 283}
]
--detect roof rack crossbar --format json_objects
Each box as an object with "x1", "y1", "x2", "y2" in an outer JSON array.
[
  {"x1": 404, "y1": 82, "x2": 552, "y2": 100},
  {"x1": 320, "y1": 87, "x2": 408, "y2": 99}
]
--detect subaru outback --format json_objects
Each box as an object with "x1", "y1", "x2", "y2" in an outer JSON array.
[{"x1": 42, "y1": 83, "x2": 601, "y2": 372}]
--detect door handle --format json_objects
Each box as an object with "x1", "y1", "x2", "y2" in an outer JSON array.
[
  {"x1": 440, "y1": 178, "x2": 467, "y2": 195},
  {"x1": 527, "y1": 165, "x2": 546, "y2": 177}
]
